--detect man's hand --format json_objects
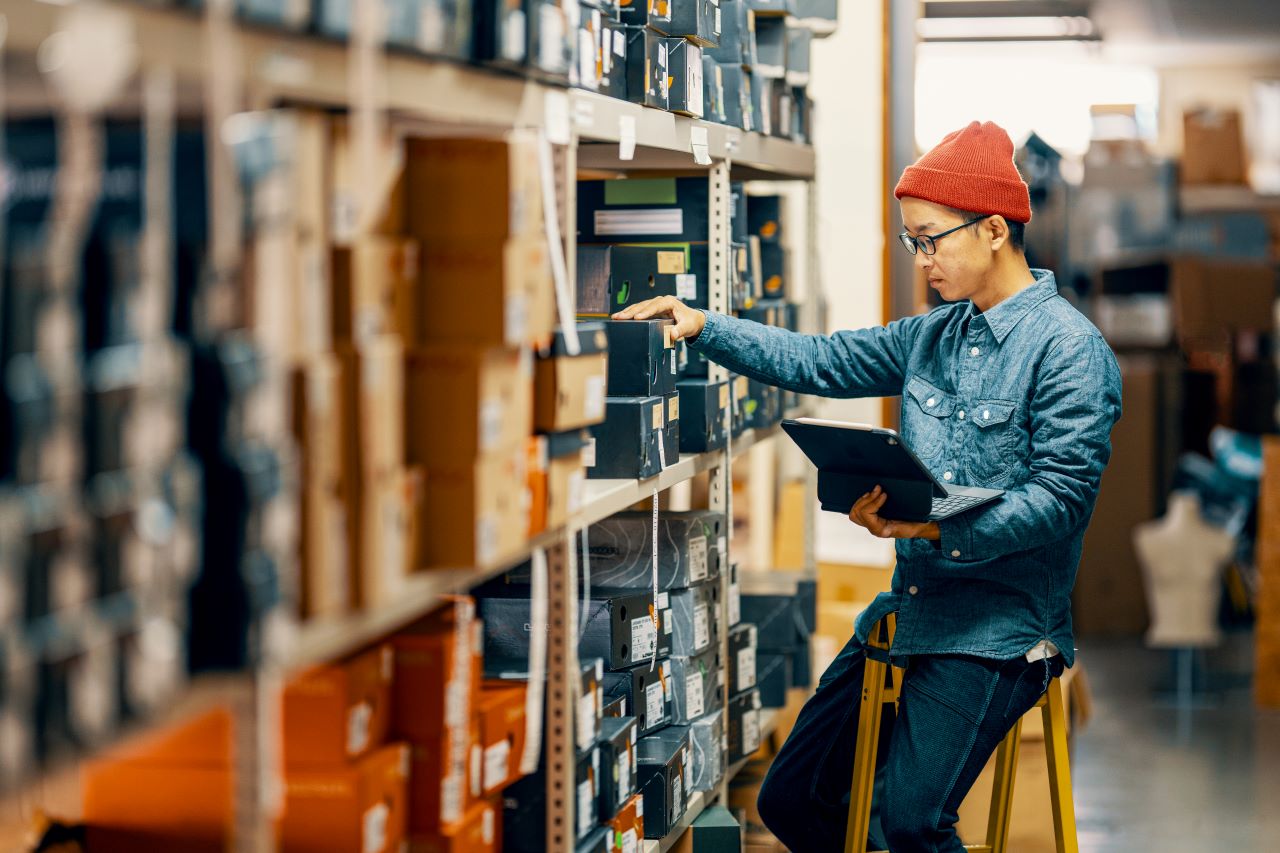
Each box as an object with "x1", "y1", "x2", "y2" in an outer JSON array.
[
  {"x1": 849, "y1": 485, "x2": 942, "y2": 541},
  {"x1": 611, "y1": 296, "x2": 706, "y2": 342}
]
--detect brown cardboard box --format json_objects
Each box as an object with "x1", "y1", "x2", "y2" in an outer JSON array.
[
  {"x1": 419, "y1": 237, "x2": 555, "y2": 347},
  {"x1": 291, "y1": 110, "x2": 332, "y2": 361},
  {"x1": 604, "y1": 792, "x2": 645, "y2": 850},
  {"x1": 476, "y1": 681, "x2": 528, "y2": 795},
  {"x1": 1074, "y1": 356, "x2": 1159, "y2": 636},
  {"x1": 292, "y1": 356, "x2": 344, "y2": 492},
  {"x1": 420, "y1": 446, "x2": 530, "y2": 568},
  {"x1": 357, "y1": 468, "x2": 416, "y2": 609},
  {"x1": 408, "y1": 796, "x2": 502, "y2": 853},
  {"x1": 533, "y1": 338, "x2": 610, "y2": 432},
  {"x1": 1170, "y1": 257, "x2": 1276, "y2": 342},
  {"x1": 405, "y1": 346, "x2": 534, "y2": 466},
  {"x1": 300, "y1": 484, "x2": 350, "y2": 619},
  {"x1": 816, "y1": 600, "x2": 868, "y2": 641},
  {"x1": 338, "y1": 338, "x2": 406, "y2": 489},
  {"x1": 1182, "y1": 108, "x2": 1248, "y2": 186},
  {"x1": 405, "y1": 135, "x2": 543, "y2": 240},
  {"x1": 547, "y1": 449, "x2": 587, "y2": 530},
  {"x1": 817, "y1": 562, "x2": 893, "y2": 605},
  {"x1": 332, "y1": 237, "x2": 420, "y2": 347},
  {"x1": 281, "y1": 743, "x2": 410, "y2": 853},
  {"x1": 282, "y1": 644, "x2": 394, "y2": 769},
  {"x1": 331, "y1": 120, "x2": 405, "y2": 245},
  {"x1": 1256, "y1": 437, "x2": 1280, "y2": 708}
]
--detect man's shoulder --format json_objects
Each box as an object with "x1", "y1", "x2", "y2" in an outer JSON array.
[{"x1": 1032, "y1": 292, "x2": 1109, "y2": 348}]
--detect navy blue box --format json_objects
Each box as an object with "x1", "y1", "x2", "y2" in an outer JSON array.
[
  {"x1": 604, "y1": 319, "x2": 677, "y2": 397},
  {"x1": 676, "y1": 377, "x2": 729, "y2": 452},
  {"x1": 604, "y1": 658, "x2": 674, "y2": 735},
  {"x1": 625, "y1": 25, "x2": 669, "y2": 108},
  {"x1": 588, "y1": 395, "x2": 664, "y2": 479},
  {"x1": 579, "y1": 177, "x2": 710, "y2": 244}
]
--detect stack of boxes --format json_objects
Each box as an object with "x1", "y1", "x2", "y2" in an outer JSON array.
[{"x1": 705, "y1": 0, "x2": 761, "y2": 130}]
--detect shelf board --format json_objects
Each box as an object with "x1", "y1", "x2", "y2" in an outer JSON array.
[
  {"x1": 6, "y1": 0, "x2": 814, "y2": 179},
  {"x1": 1179, "y1": 185, "x2": 1280, "y2": 214},
  {"x1": 642, "y1": 708, "x2": 780, "y2": 852}
]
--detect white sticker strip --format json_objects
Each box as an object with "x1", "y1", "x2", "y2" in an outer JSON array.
[
  {"x1": 579, "y1": 527, "x2": 591, "y2": 640},
  {"x1": 619, "y1": 114, "x2": 637, "y2": 161},
  {"x1": 537, "y1": 132, "x2": 580, "y2": 355},
  {"x1": 520, "y1": 548, "x2": 549, "y2": 774},
  {"x1": 690, "y1": 125, "x2": 712, "y2": 166},
  {"x1": 650, "y1": 489, "x2": 660, "y2": 672}
]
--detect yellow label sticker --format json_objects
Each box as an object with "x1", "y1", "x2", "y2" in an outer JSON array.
[
  {"x1": 657, "y1": 251, "x2": 686, "y2": 275},
  {"x1": 652, "y1": 402, "x2": 663, "y2": 431},
  {"x1": 735, "y1": 377, "x2": 748, "y2": 398},
  {"x1": 668, "y1": 397, "x2": 680, "y2": 421},
  {"x1": 719, "y1": 385, "x2": 729, "y2": 408}
]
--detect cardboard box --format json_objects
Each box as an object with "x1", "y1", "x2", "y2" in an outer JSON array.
[
  {"x1": 404, "y1": 135, "x2": 543, "y2": 241},
  {"x1": 417, "y1": 236, "x2": 555, "y2": 347},
  {"x1": 331, "y1": 237, "x2": 419, "y2": 347},
  {"x1": 599, "y1": 15, "x2": 629, "y2": 100},
  {"x1": 476, "y1": 682, "x2": 528, "y2": 794},
  {"x1": 300, "y1": 484, "x2": 351, "y2": 619},
  {"x1": 330, "y1": 120, "x2": 405, "y2": 246},
  {"x1": 727, "y1": 688, "x2": 762, "y2": 763},
  {"x1": 352, "y1": 468, "x2": 417, "y2": 609},
  {"x1": 546, "y1": 430, "x2": 590, "y2": 528},
  {"x1": 703, "y1": 57, "x2": 726, "y2": 125},
  {"x1": 535, "y1": 324, "x2": 610, "y2": 431},
  {"x1": 598, "y1": 716, "x2": 640, "y2": 819},
  {"x1": 283, "y1": 644, "x2": 394, "y2": 769},
  {"x1": 1182, "y1": 108, "x2": 1248, "y2": 186},
  {"x1": 664, "y1": 38, "x2": 705, "y2": 118},
  {"x1": 420, "y1": 444, "x2": 530, "y2": 567},
  {"x1": 281, "y1": 743, "x2": 409, "y2": 853},
  {"x1": 338, "y1": 337, "x2": 405, "y2": 486},
  {"x1": 637, "y1": 728, "x2": 690, "y2": 838},
  {"x1": 587, "y1": 395, "x2": 666, "y2": 480},
  {"x1": 1170, "y1": 257, "x2": 1276, "y2": 343},
  {"x1": 408, "y1": 796, "x2": 502, "y2": 853},
  {"x1": 605, "y1": 319, "x2": 677, "y2": 397},
  {"x1": 391, "y1": 598, "x2": 479, "y2": 743},
  {"x1": 668, "y1": 0, "x2": 720, "y2": 46},
  {"x1": 604, "y1": 792, "x2": 645, "y2": 851},
  {"x1": 407, "y1": 346, "x2": 534, "y2": 466},
  {"x1": 669, "y1": 646, "x2": 725, "y2": 725},
  {"x1": 707, "y1": 0, "x2": 756, "y2": 65}
]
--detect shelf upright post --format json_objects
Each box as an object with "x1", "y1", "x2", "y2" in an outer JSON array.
[
  {"x1": 803, "y1": 178, "x2": 820, "y2": 578},
  {"x1": 706, "y1": 160, "x2": 734, "y2": 803},
  {"x1": 543, "y1": 122, "x2": 580, "y2": 853}
]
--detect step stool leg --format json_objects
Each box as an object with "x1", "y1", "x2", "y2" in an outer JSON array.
[
  {"x1": 1042, "y1": 678, "x2": 1080, "y2": 853},
  {"x1": 846, "y1": 655, "x2": 889, "y2": 853},
  {"x1": 984, "y1": 717, "x2": 1023, "y2": 853}
]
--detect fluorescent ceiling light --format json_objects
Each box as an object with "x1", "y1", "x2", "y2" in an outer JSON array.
[{"x1": 918, "y1": 15, "x2": 1097, "y2": 40}]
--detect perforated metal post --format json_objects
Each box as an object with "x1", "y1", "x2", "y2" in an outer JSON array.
[{"x1": 707, "y1": 161, "x2": 733, "y2": 802}]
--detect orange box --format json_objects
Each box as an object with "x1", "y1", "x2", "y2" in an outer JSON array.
[
  {"x1": 408, "y1": 735, "x2": 469, "y2": 833},
  {"x1": 604, "y1": 792, "x2": 645, "y2": 850},
  {"x1": 283, "y1": 644, "x2": 394, "y2": 769},
  {"x1": 527, "y1": 436, "x2": 549, "y2": 537},
  {"x1": 391, "y1": 599, "x2": 478, "y2": 743},
  {"x1": 477, "y1": 681, "x2": 528, "y2": 795},
  {"x1": 82, "y1": 710, "x2": 237, "y2": 853},
  {"x1": 409, "y1": 796, "x2": 503, "y2": 853},
  {"x1": 281, "y1": 743, "x2": 410, "y2": 853},
  {"x1": 331, "y1": 237, "x2": 419, "y2": 347}
]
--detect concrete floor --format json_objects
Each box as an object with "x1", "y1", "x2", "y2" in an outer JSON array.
[{"x1": 1073, "y1": 633, "x2": 1280, "y2": 852}]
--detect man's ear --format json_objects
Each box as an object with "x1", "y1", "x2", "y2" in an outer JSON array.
[{"x1": 986, "y1": 215, "x2": 1009, "y2": 252}]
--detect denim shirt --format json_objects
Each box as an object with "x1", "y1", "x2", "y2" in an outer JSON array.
[{"x1": 690, "y1": 270, "x2": 1122, "y2": 666}]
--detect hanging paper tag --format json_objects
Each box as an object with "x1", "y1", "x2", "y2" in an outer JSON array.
[
  {"x1": 690, "y1": 125, "x2": 712, "y2": 166},
  {"x1": 519, "y1": 548, "x2": 549, "y2": 773},
  {"x1": 619, "y1": 115, "x2": 637, "y2": 161}
]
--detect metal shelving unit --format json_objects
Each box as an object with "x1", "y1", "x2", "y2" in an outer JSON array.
[{"x1": 0, "y1": 2, "x2": 824, "y2": 849}]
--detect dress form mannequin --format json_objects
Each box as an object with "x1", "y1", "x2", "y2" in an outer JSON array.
[{"x1": 1133, "y1": 491, "x2": 1234, "y2": 648}]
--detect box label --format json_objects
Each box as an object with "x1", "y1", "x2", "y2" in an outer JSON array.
[
  {"x1": 728, "y1": 579, "x2": 741, "y2": 626},
  {"x1": 577, "y1": 778, "x2": 594, "y2": 837},
  {"x1": 483, "y1": 739, "x2": 511, "y2": 792},
  {"x1": 657, "y1": 591, "x2": 670, "y2": 610},
  {"x1": 737, "y1": 646, "x2": 756, "y2": 692},
  {"x1": 346, "y1": 701, "x2": 372, "y2": 756},
  {"x1": 617, "y1": 751, "x2": 631, "y2": 801},
  {"x1": 694, "y1": 603, "x2": 709, "y2": 650},
  {"x1": 675, "y1": 274, "x2": 696, "y2": 300},
  {"x1": 578, "y1": 691, "x2": 597, "y2": 748},
  {"x1": 645, "y1": 680, "x2": 665, "y2": 726},
  {"x1": 651, "y1": 402, "x2": 663, "y2": 431},
  {"x1": 583, "y1": 437, "x2": 597, "y2": 468},
  {"x1": 482, "y1": 806, "x2": 496, "y2": 844},
  {"x1": 594, "y1": 208, "x2": 685, "y2": 237},
  {"x1": 470, "y1": 743, "x2": 482, "y2": 797},
  {"x1": 686, "y1": 670, "x2": 704, "y2": 720},
  {"x1": 362, "y1": 801, "x2": 389, "y2": 853},
  {"x1": 480, "y1": 398, "x2": 503, "y2": 450},
  {"x1": 622, "y1": 829, "x2": 638, "y2": 853},
  {"x1": 441, "y1": 772, "x2": 464, "y2": 824},
  {"x1": 683, "y1": 745, "x2": 693, "y2": 795},
  {"x1": 688, "y1": 535, "x2": 708, "y2": 582},
  {"x1": 614, "y1": 29, "x2": 626, "y2": 57},
  {"x1": 631, "y1": 616, "x2": 657, "y2": 661},
  {"x1": 668, "y1": 396, "x2": 680, "y2": 422},
  {"x1": 672, "y1": 773, "x2": 684, "y2": 820},
  {"x1": 657, "y1": 251, "x2": 686, "y2": 275},
  {"x1": 744, "y1": 707, "x2": 761, "y2": 754},
  {"x1": 719, "y1": 384, "x2": 729, "y2": 409},
  {"x1": 585, "y1": 373, "x2": 606, "y2": 420},
  {"x1": 568, "y1": 469, "x2": 586, "y2": 514}
]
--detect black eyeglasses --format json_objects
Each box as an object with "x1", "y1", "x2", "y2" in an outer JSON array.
[{"x1": 898, "y1": 216, "x2": 987, "y2": 256}]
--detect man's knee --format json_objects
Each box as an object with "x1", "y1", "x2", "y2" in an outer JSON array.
[{"x1": 755, "y1": 770, "x2": 790, "y2": 833}]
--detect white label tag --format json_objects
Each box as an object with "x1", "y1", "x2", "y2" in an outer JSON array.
[
  {"x1": 645, "y1": 680, "x2": 665, "y2": 727},
  {"x1": 583, "y1": 437, "x2": 597, "y2": 468},
  {"x1": 672, "y1": 773, "x2": 684, "y2": 818},
  {"x1": 479, "y1": 398, "x2": 503, "y2": 451},
  {"x1": 686, "y1": 671, "x2": 704, "y2": 720},
  {"x1": 622, "y1": 829, "x2": 638, "y2": 853},
  {"x1": 568, "y1": 469, "x2": 586, "y2": 514},
  {"x1": 441, "y1": 773, "x2": 464, "y2": 824},
  {"x1": 694, "y1": 603, "x2": 710, "y2": 650},
  {"x1": 483, "y1": 740, "x2": 511, "y2": 792},
  {"x1": 728, "y1": 583, "x2": 741, "y2": 626},
  {"x1": 346, "y1": 701, "x2": 372, "y2": 756},
  {"x1": 595, "y1": 208, "x2": 683, "y2": 237},
  {"x1": 362, "y1": 801, "x2": 389, "y2": 853},
  {"x1": 482, "y1": 805, "x2": 495, "y2": 843},
  {"x1": 657, "y1": 591, "x2": 670, "y2": 610},
  {"x1": 577, "y1": 779, "x2": 594, "y2": 837},
  {"x1": 614, "y1": 28, "x2": 626, "y2": 57},
  {"x1": 715, "y1": 6, "x2": 721, "y2": 34},
  {"x1": 737, "y1": 646, "x2": 756, "y2": 692},
  {"x1": 618, "y1": 752, "x2": 631, "y2": 799},
  {"x1": 744, "y1": 708, "x2": 761, "y2": 754},
  {"x1": 690, "y1": 125, "x2": 711, "y2": 166},
  {"x1": 676, "y1": 273, "x2": 697, "y2": 300},
  {"x1": 470, "y1": 743, "x2": 482, "y2": 797},
  {"x1": 631, "y1": 616, "x2": 657, "y2": 662},
  {"x1": 578, "y1": 691, "x2": 597, "y2": 749},
  {"x1": 689, "y1": 536, "x2": 708, "y2": 582},
  {"x1": 585, "y1": 373, "x2": 606, "y2": 420},
  {"x1": 619, "y1": 115, "x2": 637, "y2": 161}
]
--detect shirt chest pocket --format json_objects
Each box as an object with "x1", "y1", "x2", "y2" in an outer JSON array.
[
  {"x1": 902, "y1": 376, "x2": 953, "y2": 460},
  {"x1": 966, "y1": 399, "x2": 1020, "y2": 484}
]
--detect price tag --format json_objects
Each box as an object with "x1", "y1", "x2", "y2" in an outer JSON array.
[
  {"x1": 690, "y1": 124, "x2": 711, "y2": 166},
  {"x1": 619, "y1": 115, "x2": 637, "y2": 161}
]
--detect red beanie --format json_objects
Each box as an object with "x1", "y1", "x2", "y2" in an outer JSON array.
[{"x1": 894, "y1": 121, "x2": 1032, "y2": 224}]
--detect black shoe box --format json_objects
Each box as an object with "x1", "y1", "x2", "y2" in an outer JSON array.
[
  {"x1": 576, "y1": 246, "x2": 689, "y2": 317},
  {"x1": 625, "y1": 25, "x2": 669, "y2": 109},
  {"x1": 728, "y1": 622, "x2": 757, "y2": 694},
  {"x1": 662, "y1": 393, "x2": 681, "y2": 466},
  {"x1": 504, "y1": 744, "x2": 601, "y2": 850},
  {"x1": 604, "y1": 658, "x2": 674, "y2": 736},
  {"x1": 598, "y1": 715, "x2": 640, "y2": 818},
  {"x1": 668, "y1": 0, "x2": 721, "y2": 46},
  {"x1": 727, "y1": 686, "x2": 763, "y2": 763},
  {"x1": 637, "y1": 727, "x2": 691, "y2": 837},
  {"x1": 757, "y1": 651, "x2": 791, "y2": 707},
  {"x1": 578, "y1": 510, "x2": 725, "y2": 590},
  {"x1": 761, "y1": 242, "x2": 787, "y2": 298},
  {"x1": 670, "y1": 580, "x2": 720, "y2": 657},
  {"x1": 676, "y1": 377, "x2": 729, "y2": 452},
  {"x1": 587, "y1": 395, "x2": 664, "y2": 480},
  {"x1": 664, "y1": 38, "x2": 705, "y2": 118},
  {"x1": 669, "y1": 645, "x2": 725, "y2": 724},
  {"x1": 604, "y1": 319, "x2": 677, "y2": 397}
]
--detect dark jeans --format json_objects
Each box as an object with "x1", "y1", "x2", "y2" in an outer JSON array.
[{"x1": 757, "y1": 635, "x2": 1065, "y2": 853}]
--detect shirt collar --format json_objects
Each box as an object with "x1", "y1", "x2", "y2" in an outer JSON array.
[{"x1": 966, "y1": 269, "x2": 1058, "y2": 344}]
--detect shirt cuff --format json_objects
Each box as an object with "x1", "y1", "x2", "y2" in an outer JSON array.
[
  {"x1": 687, "y1": 309, "x2": 719, "y2": 349},
  {"x1": 938, "y1": 513, "x2": 975, "y2": 561}
]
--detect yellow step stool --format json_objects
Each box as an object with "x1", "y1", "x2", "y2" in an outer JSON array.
[{"x1": 844, "y1": 615, "x2": 1079, "y2": 853}]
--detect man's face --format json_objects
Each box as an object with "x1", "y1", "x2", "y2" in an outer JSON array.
[{"x1": 899, "y1": 197, "x2": 993, "y2": 304}]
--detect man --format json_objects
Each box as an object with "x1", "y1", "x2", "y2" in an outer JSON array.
[{"x1": 612, "y1": 121, "x2": 1122, "y2": 852}]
